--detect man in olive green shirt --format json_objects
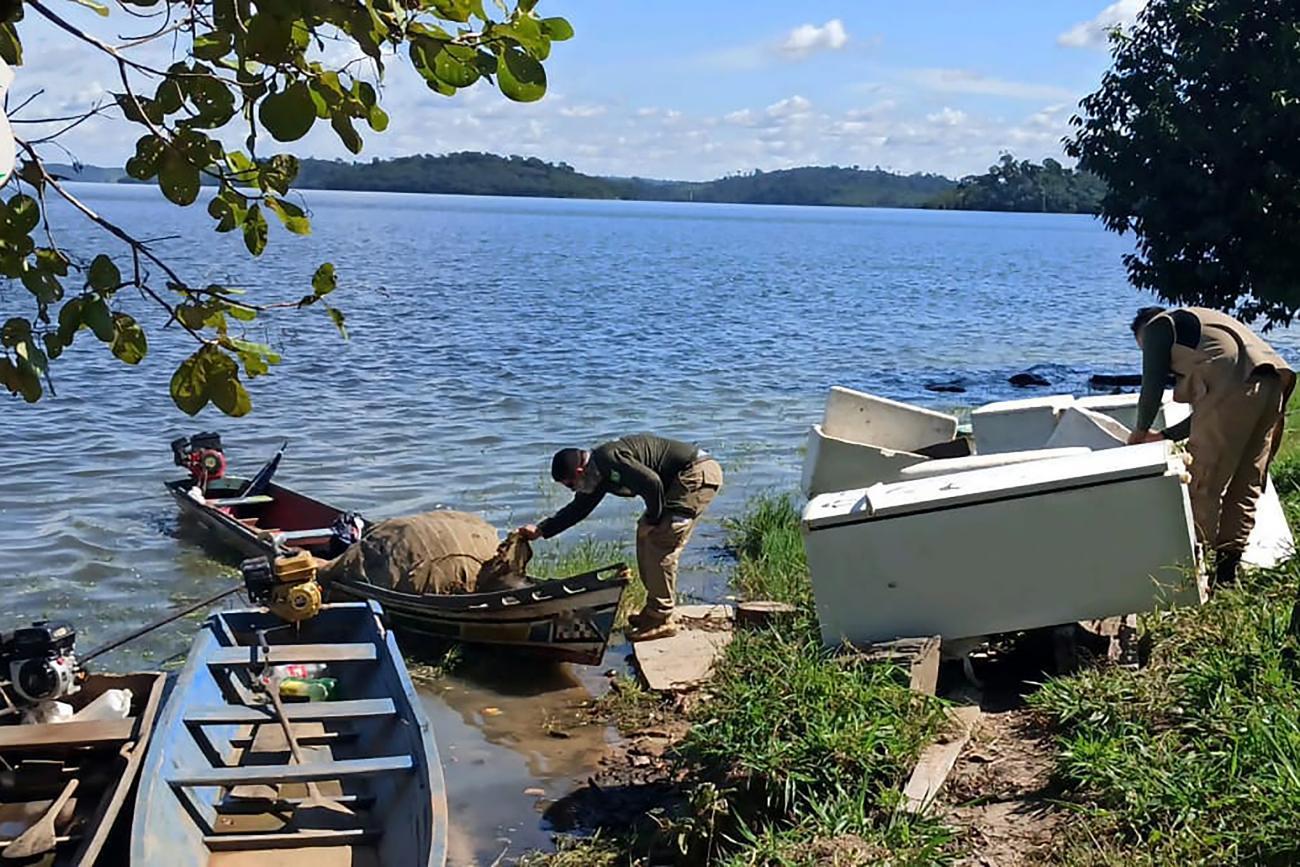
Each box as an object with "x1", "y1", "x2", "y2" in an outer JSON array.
[
  {"x1": 1127, "y1": 306, "x2": 1294, "y2": 585},
  {"x1": 519, "y1": 434, "x2": 724, "y2": 641}
]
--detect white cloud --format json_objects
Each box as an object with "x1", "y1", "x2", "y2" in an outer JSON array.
[
  {"x1": 1058, "y1": 0, "x2": 1146, "y2": 50},
  {"x1": 765, "y1": 95, "x2": 812, "y2": 119},
  {"x1": 926, "y1": 107, "x2": 967, "y2": 126},
  {"x1": 558, "y1": 104, "x2": 606, "y2": 118},
  {"x1": 778, "y1": 19, "x2": 849, "y2": 59},
  {"x1": 906, "y1": 68, "x2": 1077, "y2": 102}
]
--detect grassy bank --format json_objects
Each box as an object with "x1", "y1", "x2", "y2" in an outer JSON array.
[
  {"x1": 1028, "y1": 432, "x2": 1300, "y2": 864},
  {"x1": 532, "y1": 494, "x2": 952, "y2": 866}
]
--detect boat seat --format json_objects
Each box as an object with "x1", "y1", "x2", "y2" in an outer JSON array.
[
  {"x1": 204, "y1": 828, "x2": 379, "y2": 851},
  {"x1": 168, "y1": 754, "x2": 413, "y2": 787},
  {"x1": 206, "y1": 495, "x2": 274, "y2": 508},
  {"x1": 215, "y1": 792, "x2": 375, "y2": 813},
  {"x1": 273, "y1": 528, "x2": 336, "y2": 542},
  {"x1": 0, "y1": 718, "x2": 135, "y2": 751},
  {"x1": 205, "y1": 644, "x2": 377, "y2": 667},
  {"x1": 184, "y1": 698, "x2": 395, "y2": 726}
]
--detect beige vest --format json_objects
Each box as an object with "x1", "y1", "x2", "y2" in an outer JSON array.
[{"x1": 1157, "y1": 307, "x2": 1294, "y2": 408}]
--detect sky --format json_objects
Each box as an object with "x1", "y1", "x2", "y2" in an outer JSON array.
[{"x1": 8, "y1": 0, "x2": 1145, "y2": 181}]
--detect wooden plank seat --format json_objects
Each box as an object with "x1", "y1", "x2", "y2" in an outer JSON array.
[
  {"x1": 169, "y1": 754, "x2": 413, "y2": 787},
  {"x1": 228, "y1": 730, "x2": 358, "y2": 749},
  {"x1": 0, "y1": 718, "x2": 135, "y2": 751},
  {"x1": 204, "y1": 829, "x2": 379, "y2": 851},
  {"x1": 206, "y1": 495, "x2": 274, "y2": 508},
  {"x1": 205, "y1": 644, "x2": 377, "y2": 667},
  {"x1": 272, "y1": 528, "x2": 336, "y2": 542},
  {"x1": 215, "y1": 793, "x2": 375, "y2": 814},
  {"x1": 183, "y1": 698, "x2": 395, "y2": 727}
]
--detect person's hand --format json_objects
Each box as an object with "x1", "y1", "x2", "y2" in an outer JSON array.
[
  {"x1": 1127, "y1": 429, "x2": 1163, "y2": 445},
  {"x1": 517, "y1": 524, "x2": 542, "y2": 541}
]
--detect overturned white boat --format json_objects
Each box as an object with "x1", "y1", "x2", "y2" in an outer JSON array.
[{"x1": 799, "y1": 385, "x2": 1294, "y2": 650}]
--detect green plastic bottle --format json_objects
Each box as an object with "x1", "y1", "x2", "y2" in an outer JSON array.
[{"x1": 278, "y1": 677, "x2": 338, "y2": 701}]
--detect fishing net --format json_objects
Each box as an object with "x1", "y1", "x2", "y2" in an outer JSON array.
[{"x1": 319, "y1": 510, "x2": 530, "y2": 595}]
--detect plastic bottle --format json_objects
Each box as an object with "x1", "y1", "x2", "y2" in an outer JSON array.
[{"x1": 278, "y1": 677, "x2": 337, "y2": 701}]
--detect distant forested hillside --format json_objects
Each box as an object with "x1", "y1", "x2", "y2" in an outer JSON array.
[
  {"x1": 929, "y1": 154, "x2": 1105, "y2": 214},
  {"x1": 48, "y1": 151, "x2": 1103, "y2": 214}
]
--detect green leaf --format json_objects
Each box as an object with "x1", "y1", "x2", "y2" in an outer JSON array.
[
  {"x1": 109, "y1": 313, "x2": 147, "y2": 364},
  {"x1": 71, "y1": 0, "x2": 110, "y2": 16},
  {"x1": 367, "y1": 105, "x2": 389, "y2": 132},
  {"x1": 35, "y1": 248, "x2": 68, "y2": 276},
  {"x1": 57, "y1": 298, "x2": 84, "y2": 344},
  {"x1": 88, "y1": 254, "x2": 121, "y2": 291},
  {"x1": 8, "y1": 354, "x2": 41, "y2": 402},
  {"x1": 245, "y1": 13, "x2": 292, "y2": 63},
  {"x1": 540, "y1": 17, "x2": 574, "y2": 41},
  {"x1": 260, "y1": 154, "x2": 300, "y2": 194},
  {"x1": 312, "y1": 262, "x2": 336, "y2": 297},
  {"x1": 243, "y1": 204, "x2": 268, "y2": 255},
  {"x1": 265, "y1": 197, "x2": 311, "y2": 235},
  {"x1": 154, "y1": 78, "x2": 184, "y2": 114},
  {"x1": 0, "y1": 23, "x2": 22, "y2": 66},
  {"x1": 1, "y1": 317, "x2": 30, "y2": 348},
  {"x1": 330, "y1": 113, "x2": 363, "y2": 154},
  {"x1": 431, "y1": 0, "x2": 474, "y2": 23},
  {"x1": 225, "y1": 151, "x2": 256, "y2": 176},
  {"x1": 434, "y1": 44, "x2": 480, "y2": 88},
  {"x1": 204, "y1": 350, "x2": 251, "y2": 416},
  {"x1": 126, "y1": 135, "x2": 167, "y2": 181},
  {"x1": 326, "y1": 306, "x2": 348, "y2": 338},
  {"x1": 259, "y1": 83, "x2": 316, "y2": 142},
  {"x1": 497, "y1": 47, "x2": 546, "y2": 102},
  {"x1": 9, "y1": 195, "x2": 39, "y2": 234},
  {"x1": 192, "y1": 30, "x2": 233, "y2": 61},
  {"x1": 170, "y1": 352, "x2": 209, "y2": 415},
  {"x1": 84, "y1": 296, "x2": 115, "y2": 342},
  {"x1": 158, "y1": 148, "x2": 202, "y2": 206},
  {"x1": 20, "y1": 263, "x2": 62, "y2": 304},
  {"x1": 43, "y1": 332, "x2": 64, "y2": 361},
  {"x1": 227, "y1": 304, "x2": 257, "y2": 321}
]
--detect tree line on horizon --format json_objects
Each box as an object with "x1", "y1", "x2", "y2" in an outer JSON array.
[{"x1": 50, "y1": 151, "x2": 1105, "y2": 214}]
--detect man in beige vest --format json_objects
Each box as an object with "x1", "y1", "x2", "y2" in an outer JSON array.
[{"x1": 1127, "y1": 306, "x2": 1295, "y2": 584}]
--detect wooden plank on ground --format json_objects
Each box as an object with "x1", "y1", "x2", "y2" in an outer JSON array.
[
  {"x1": 900, "y1": 705, "x2": 981, "y2": 815},
  {"x1": 633, "y1": 619, "x2": 732, "y2": 692},
  {"x1": 842, "y1": 636, "x2": 941, "y2": 696}
]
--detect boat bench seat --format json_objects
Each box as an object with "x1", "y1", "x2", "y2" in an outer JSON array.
[
  {"x1": 206, "y1": 494, "x2": 274, "y2": 508},
  {"x1": 0, "y1": 718, "x2": 135, "y2": 751},
  {"x1": 205, "y1": 828, "x2": 379, "y2": 851},
  {"x1": 184, "y1": 698, "x2": 396, "y2": 726},
  {"x1": 273, "y1": 528, "x2": 336, "y2": 542},
  {"x1": 205, "y1": 643, "x2": 377, "y2": 667},
  {"x1": 169, "y1": 754, "x2": 413, "y2": 787}
]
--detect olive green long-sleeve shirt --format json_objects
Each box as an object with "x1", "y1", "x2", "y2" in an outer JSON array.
[
  {"x1": 1136, "y1": 310, "x2": 1199, "y2": 441},
  {"x1": 538, "y1": 434, "x2": 700, "y2": 538}
]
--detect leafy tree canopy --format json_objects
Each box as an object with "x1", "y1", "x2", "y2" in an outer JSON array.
[
  {"x1": 1067, "y1": 0, "x2": 1300, "y2": 326},
  {"x1": 0, "y1": 0, "x2": 571, "y2": 414},
  {"x1": 930, "y1": 153, "x2": 1106, "y2": 214}
]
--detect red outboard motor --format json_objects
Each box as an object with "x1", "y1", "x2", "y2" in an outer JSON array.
[{"x1": 171, "y1": 432, "x2": 227, "y2": 489}]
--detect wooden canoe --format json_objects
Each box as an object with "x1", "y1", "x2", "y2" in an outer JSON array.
[
  {"x1": 166, "y1": 467, "x2": 629, "y2": 666},
  {"x1": 0, "y1": 671, "x2": 166, "y2": 865},
  {"x1": 131, "y1": 601, "x2": 446, "y2": 867}
]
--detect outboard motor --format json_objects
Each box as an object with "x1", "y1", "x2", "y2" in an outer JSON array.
[
  {"x1": 1, "y1": 621, "x2": 80, "y2": 705},
  {"x1": 171, "y1": 432, "x2": 227, "y2": 487}
]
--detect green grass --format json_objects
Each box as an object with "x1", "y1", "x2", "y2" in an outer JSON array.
[
  {"x1": 723, "y1": 493, "x2": 811, "y2": 607},
  {"x1": 662, "y1": 493, "x2": 950, "y2": 864},
  {"x1": 1030, "y1": 406, "x2": 1300, "y2": 865},
  {"x1": 531, "y1": 536, "x2": 646, "y2": 628}
]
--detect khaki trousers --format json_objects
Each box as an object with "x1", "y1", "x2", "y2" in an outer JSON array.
[
  {"x1": 635, "y1": 458, "x2": 723, "y2": 623},
  {"x1": 1186, "y1": 373, "x2": 1286, "y2": 554}
]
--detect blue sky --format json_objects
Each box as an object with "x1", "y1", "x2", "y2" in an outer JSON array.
[{"x1": 11, "y1": 0, "x2": 1142, "y2": 180}]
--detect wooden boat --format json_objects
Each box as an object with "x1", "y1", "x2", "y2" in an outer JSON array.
[
  {"x1": 0, "y1": 671, "x2": 166, "y2": 865},
  {"x1": 165, "y1": 440, "x2": 630, "y2": 665},
  {"x1": 131, "y1": 601, "x2": 446, "y2": 867}
]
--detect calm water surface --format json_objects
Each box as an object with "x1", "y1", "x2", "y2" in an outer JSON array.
[{"x1": 3, "y1": 186, "x2": 1298, "y2": 862}]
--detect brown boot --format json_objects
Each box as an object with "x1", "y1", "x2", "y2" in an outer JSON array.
[
  {"x1": 1213, "y1": 550, "x2": 1242, "y2": 587},
  {"x1": 627, "y1": 621, "x2": 678, "y2": 642}
]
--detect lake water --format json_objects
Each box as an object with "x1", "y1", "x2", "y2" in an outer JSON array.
[{"x1": 4, "y1": 185, "x2": 1299, "y2": 862}]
